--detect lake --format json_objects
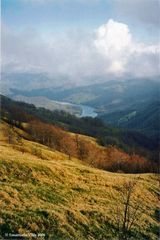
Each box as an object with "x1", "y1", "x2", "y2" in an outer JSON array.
[
  {"x1": 78, "y1": 104, "x2": 97, "y2": 118},
  {"x1": 52, "y1": 100, "x2": 97, "y2": 118},
  {"x1": 55, "y1": 100, "x2": 98, "y2": 118}
]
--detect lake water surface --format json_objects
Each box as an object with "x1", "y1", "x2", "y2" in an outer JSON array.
[
  {"x1": 78, "y1": 104, "x2": 97, "y2": 118},
  {"x1": 53, "y1": 100, "x2": 97, "y2": 118}
]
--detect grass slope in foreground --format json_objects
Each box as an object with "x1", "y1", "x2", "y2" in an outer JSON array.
[{"x1": 0, "y1": 123, "x2": 159, "y2": 240}]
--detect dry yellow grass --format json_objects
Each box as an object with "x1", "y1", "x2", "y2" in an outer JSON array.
[{"x1": 0, "y1": 122, "x2": 159, "y2": 239}]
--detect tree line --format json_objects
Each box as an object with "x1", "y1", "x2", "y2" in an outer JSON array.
[{"x1": 1, "y1": 95, "x2": 157, "y2": 173}]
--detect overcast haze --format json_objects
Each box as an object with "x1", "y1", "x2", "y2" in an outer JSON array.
[{"x1": 1, "y1": 0, "x2": 160, "y2": 87}]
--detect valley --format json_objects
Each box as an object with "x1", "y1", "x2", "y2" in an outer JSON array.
[
  {"x1": 7, "y1": 77, "x2": 159, "y2": 145},
  {"x1": 1, "y1": 1, "x2": 159, "y2": 239},
  {"x1": 12, "y1": 95, "x2": 97, "y2": 118}
]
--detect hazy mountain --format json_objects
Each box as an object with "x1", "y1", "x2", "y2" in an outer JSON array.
[
  {"x1": 1, "y1": 72, "x2": 72, "y2": 95},
  {"x1": 12, "y1": 95, "x2": 81, "y2": 116},
  {"x1": 8, "y1": 78, "x2": 159, "y2": 108},
  {"x1": 101, "y1": 101, "x2": 159, "y2": 138}
]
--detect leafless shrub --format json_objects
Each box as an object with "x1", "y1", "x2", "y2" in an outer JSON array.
[{"x1": 113, "y1": 178, "x2": 144, "y2": 239}]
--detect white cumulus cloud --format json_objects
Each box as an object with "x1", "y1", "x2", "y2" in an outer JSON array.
[
  {"x1": 95, "y1": 19, "x2": 132, "y2": 52},
  {"x1": 94, "y1": 19, "x2": 159, "y2": 77}
]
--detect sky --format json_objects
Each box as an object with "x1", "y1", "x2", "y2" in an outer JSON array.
[{"x1": 1, "y1": 0, "x2": 160, "y2": 86}]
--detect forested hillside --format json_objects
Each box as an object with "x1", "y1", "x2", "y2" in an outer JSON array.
[
  {"x1": 1, "y1": 96, "x2": 159, "y2": 172},
  {"x1": 101, "y1": 101, "x2": 159, "y2": 138},
  {"x1": 1, "y1": 95, "x2": 158, "y2": 164}
]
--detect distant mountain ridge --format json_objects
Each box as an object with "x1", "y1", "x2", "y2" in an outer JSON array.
[
  {"x1": 9, "y1": 78, "x2": 159, "y2": 109},
  {"x1": 101, "y1": 101, "x2": 159, "y2": 138}
]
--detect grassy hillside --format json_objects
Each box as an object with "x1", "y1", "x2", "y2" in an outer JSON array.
[{"x1": 0, "y1": 122, "x2": 159, "y2": 239}]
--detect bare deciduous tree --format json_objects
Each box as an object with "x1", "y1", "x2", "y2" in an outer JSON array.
[
  {"x1": 114, "y1": 178, "x2": 143, "y2": 240},
  {"x1": 5, "y1": 125, "x2": 14, "y2": 144}
]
